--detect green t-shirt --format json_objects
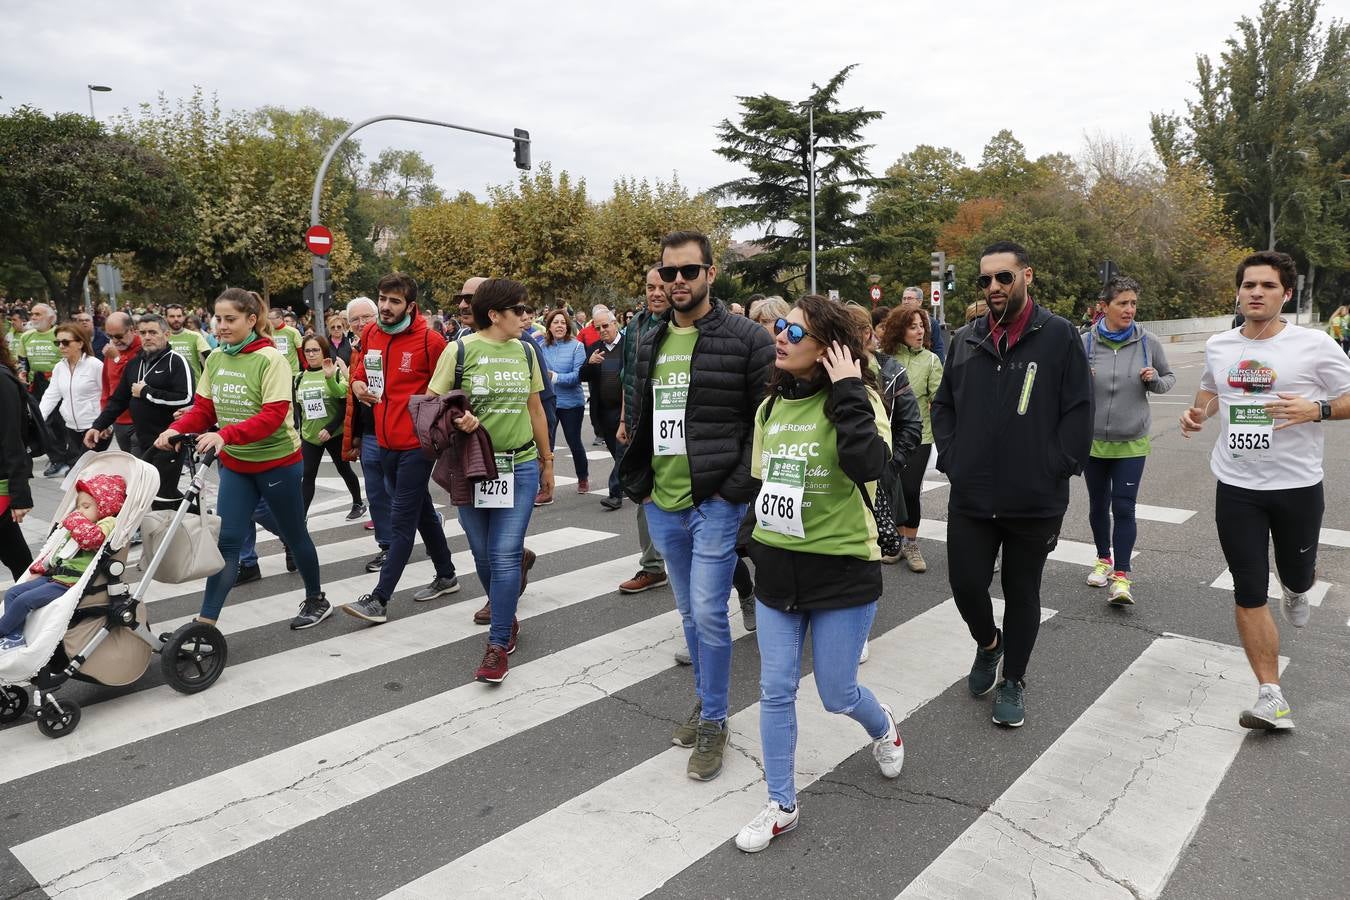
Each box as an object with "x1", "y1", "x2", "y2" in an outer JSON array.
[
  {"x1": 167, "y1": 329, "x2": 212, "y2": 380},
  {"x1": 19, "y1": 328, "x2": 59, "y2": 374},
  {"x1": 649, "y1": 324, "x2": 698, "y2": 512},
  {"x1": 750, "y1": 387, "x2": 892, "y2": 561},
  {"x1": 295, "y1": 367, "x2": 347, "y2": 446},
  {"x1": 428, "y1": 333, "x2": 544, "y2": 464},
  {"x1": 270, "y1": 326, "x2": 303, "y2": 376},
  {"x1": 198, "y1": 346, "x2": 301, "y2": 462},
  {"x1": 51, "y1": 517, "x2": 117, "y2": 586}
]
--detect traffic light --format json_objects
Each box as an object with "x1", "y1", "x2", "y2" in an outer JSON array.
[
  {"x1": 1097, "y1": 259, "x2": 1119, "y2": 296},
  {"x1": 930, "y1": 251, "x2": 946, "y2": 281},
  {"x1": 943, "y1": 264, "x2": 956, "y2": 294},
  {"x1": 513, "y1": 128, "x2": 531, "y2": 170}
]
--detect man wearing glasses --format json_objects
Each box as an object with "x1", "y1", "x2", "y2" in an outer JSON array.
[
  {"x1": 931, "y1": 240, "x2": 1092, "y2": 729},
  {"x1": 619, "y1": 231, "x2": 774, "y2": 782},
  {"x1": 341, "y1": 296, "x2": 395, "y2": 567},
  {"x1": 581, "y1": 307, "x2": 625, "y2": 508},
  {"x1": 451, "y1": 279, "x2": 479, "y2": 340},
  {"x1": 98, "y1": 311, "x2": 142, "y2": 454}
]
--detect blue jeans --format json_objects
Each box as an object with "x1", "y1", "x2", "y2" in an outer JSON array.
[
  {"x1": 1083, "y1": 455, "x2": 1147, "y2": 573},
  {"x1": 457, "y1": 458, "x2": 538, "y2": 646},
  {"x1": 644, "y1": 497, "x2": 745, "y2": 723},
  {"x1": 1, "y1": 577, "x2": 68, "y2": 639},
  {"x1": 756, "y1": 600, "x2": 888, "y2": 808},
  {"x1": 550, "y1": 406, "x2": 589, "y2": 479},
  {"x1": 361, "y1": 433, "x2": 392, "y2": 550},
  {"x1": 238, "y1": 500, "x2": 281, "y2": 568},
  {"x1": 373, "y1": 447, "x2": 455, "y2": 602},
  {"x1": 203, "y1": 462, "x2": 321, "y2": 620}
]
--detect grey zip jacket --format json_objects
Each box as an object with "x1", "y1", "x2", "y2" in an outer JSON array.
[{"x1": 1082, "y1": 326, "x2": 1176, "y2": 443}]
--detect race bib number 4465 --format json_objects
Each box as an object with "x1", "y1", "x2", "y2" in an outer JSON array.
[
  {"x1": 1226, "y1": 403, "x2": 1273, "y2": 459},
  {"x1": 757, "y1": 456, "x2": 807, "y2": 538}
]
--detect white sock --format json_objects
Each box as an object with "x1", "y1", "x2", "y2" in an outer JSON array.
[{"x1": 1260, "y1": 682, "x2": 1283, "y2": 697}]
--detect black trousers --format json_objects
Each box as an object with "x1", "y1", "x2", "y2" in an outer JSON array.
[
  {"x1": 301, "y1": 434, "x2": 363, "y2": 512},
  {"x1": 0, "y1": 511, "x2": 33, "y2": 580},
  {"x1": 1215, "y1": 481, "x2": 1321, "y2": 608},
  {"x1": 946, "y1": 511, "x2": 1063, "y2": 682}
]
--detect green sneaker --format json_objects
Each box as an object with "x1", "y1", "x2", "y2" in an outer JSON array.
[
  {"x1": 672, "y1": 700, "x2": 702, "y2": 748},
  {"x1": 687, "y1": 719, "x2": 728, "y2": 781},
  {"x1": 992, "y1": 679, "x2": 1025, "y2": 728}
]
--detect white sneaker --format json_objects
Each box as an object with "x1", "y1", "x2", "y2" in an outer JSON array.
[
  {"x1": 735, "y1": 800, "x2": 800, "y2": 853},
  {"x1": 1107, "y1": 573, "x2": 1134, "y2": 605},
  {"x1": 872, "y1": 703, "x2": 905, "y2": 778},
  {"x1": 1280, "y1": 585, "x2": 1310, "y2": 628},
  {"x1": 1086, "y1": 558, "x2": 1112, "y2": 587},
  {"x1": 859, "y1": 640, "x2": 869, "y2": 664},
  {"x1": 1238, "y1": 684, "x2": 1294, "y2": 731}
]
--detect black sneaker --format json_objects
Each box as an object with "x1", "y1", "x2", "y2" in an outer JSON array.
[
  {"x1": 342, "y1": 593, "x2": 388, "y2": 624},
  {"x1": 284, "y1": 545, "x2": 297, "y2": 572},
  {"x1": 290, "y1": 594, "x2": 332, "y2": 630},
  {"x1": 968, "y1": 630, "x2": 1003, "y2": 697},
  {"x1": 346, "y1": 501, "x2": 368, "y2": 521},
  {"x1": 413, "y1": 575, "x2": 460, "y2": 602},
  {"x1": 600, "y1": 495, "x2": 623, "y2": 511},
  {"x1": 235, "y1": 562, "x2": 262, "y2": 585},
  {"x1": 992, "y1": 678, "x2": 1026, "y2": 727},
  {"x1": 364, "y1": 549, "x2": 387, "y2": 573},
  {"x1": 739, "y1": 595, "x2": 757, "y2": 633}
]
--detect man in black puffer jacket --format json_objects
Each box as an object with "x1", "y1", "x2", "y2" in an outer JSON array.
[{"x1": 619, "y1": 230, "x2": 774, "y2": 783}]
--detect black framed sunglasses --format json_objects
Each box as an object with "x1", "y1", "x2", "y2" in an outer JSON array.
[
  {"x1": 497, "y1": 304, "x2": 530, "y2": 317},
  {"x1": 773, "y1": 318, "x2": 822, "y2": 345},
  {"x1": 656, "y1": 263, "x2": 710, "y2": 283},
  {"x1": 56, "y1": 338, "x2": 79, "y2": 347},
  {"x1": 976, "y1": 271, "x2": 1017, "y2": 290}
]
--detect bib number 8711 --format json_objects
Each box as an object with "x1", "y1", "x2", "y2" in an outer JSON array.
[{"x1": 659, "y1": 419, "x2": 684, "y2": 440}]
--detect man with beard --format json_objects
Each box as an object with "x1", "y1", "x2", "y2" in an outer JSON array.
[
  {"x1": 165, "y1": 303, "x2": 212, "y2": 381},
  {"x1": 931, "y1": 240, "x2": 1092, "y2": 729},
  {"x1": 619, "y1": 232, "x2": 774, "y2": 781}
]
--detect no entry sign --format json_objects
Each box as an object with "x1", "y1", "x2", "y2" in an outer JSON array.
[{"x1": 305, "y1": 225, "x2": 334, "y2": 256}]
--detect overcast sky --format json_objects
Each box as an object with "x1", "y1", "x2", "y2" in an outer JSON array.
[{"x1": 4, "y1": 0, "x2": 1255, "y2": 218}]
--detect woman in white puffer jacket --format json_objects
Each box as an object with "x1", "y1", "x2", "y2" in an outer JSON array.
[{"x1": 37, "y1": 320, "x2": 104, "y2": 477}]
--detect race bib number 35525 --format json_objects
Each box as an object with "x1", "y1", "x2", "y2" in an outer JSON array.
[{"x1": 1226, "y1": 403, "x2": 1273, "y2": 459}]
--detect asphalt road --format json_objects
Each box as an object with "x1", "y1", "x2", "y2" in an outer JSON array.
[{"x1": 1, "y1": 336, "x2": 1347, "y2": 900}]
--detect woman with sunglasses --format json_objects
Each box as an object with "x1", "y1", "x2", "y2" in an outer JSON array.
[
  {"x1": 38, "y1": 321, "x2": 104, "y2": 477},
  {"x1": 427, "y1": 278, "x2": 553, "y2": 684},
  {"x1": 736, "y1": 296, "x2": 905, "y2": 853},
  {"x1": 296, "y1": 333, "x2": 365, "y2": 523}
]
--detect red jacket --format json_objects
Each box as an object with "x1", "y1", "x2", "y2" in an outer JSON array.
[
  {"x1": 101, "y1": 335, "x2": 142, "y2": 425},
  {"x1": 348, "y1": 308, "x2": 446, "y2": 452}
]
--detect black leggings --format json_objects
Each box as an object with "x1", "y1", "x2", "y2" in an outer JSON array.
[
  {"x1": 301, "y1": 434, "x2": 363, "y2": 513},
  {"x1": 899, "y1": 443, "x2": 932, "y2": 529},
  {"x1": 1215, "y1": 481, "x2": 1322, "y2": 608}
]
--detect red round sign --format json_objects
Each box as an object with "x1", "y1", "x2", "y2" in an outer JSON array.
[
  {"x1": 869, "y1": 286, "x2": 882, "y2": 301},
  {"x1": 305, "y1": 225, "x2": 334, "y2": 256}
]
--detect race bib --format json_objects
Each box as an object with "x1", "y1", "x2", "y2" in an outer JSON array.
[
  {"x1": 1225, "y1": 403, "x2": 1273, "y2": 460},
  {"x1": 364, "y1": 350, "x2": 384, "y2": 398},
  {"x1": 474, "y1": 454, "x2": 515, "y2": 509},
  {"x1": 756, "y1": 456, "x2": 807, "y2": 538},
  {"x1": 301, "y1": 389, "x2": 327, "y2": 421},
  {"x1": 653, "y1": 384, "x2": 687, "y2": 455}
]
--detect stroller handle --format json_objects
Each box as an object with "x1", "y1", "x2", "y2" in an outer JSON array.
[{"x1": 168, "y1": 433, "x2": 218, "y2": 470}]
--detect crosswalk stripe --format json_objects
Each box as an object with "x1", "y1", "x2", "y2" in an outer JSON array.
[
  {"x1": 382, "y1": 599, "x2": 1057, "y2": 899},
  {"x1": 1319, "y1": 527, "x2": 1350, "y2": 548},
  {"x1": 153, "y1": 525, "x2": 609, "y2": 636},
  {"x1": 0, "y1": 545, "x2": 638, "y2": 787},
  {"x1": 12, "y1": 605, "x2": 733, "y2": 899},
  {"x1": 919, "y1": 519, "x2": 1130, "y2": 568},
  {"x1": 1209, "y1": 568, "x2": 1332, "y2": 607},
  {"x1": 898, "y1": 633, "x2": 1286, "y2": 900},
  {"x1": 1134, "y1": 503, "x2": 1196, "y2": 524}
]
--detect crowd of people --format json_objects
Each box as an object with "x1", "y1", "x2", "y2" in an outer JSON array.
[{"x1": 0, "y1": 236, "x2": 1343, "y2": 853}]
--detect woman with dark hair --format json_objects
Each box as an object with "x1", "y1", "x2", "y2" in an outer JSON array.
[
  {"x1": 736, "y1": 294, "x2": 905, "y2": 853},
  {"x1": 296, "y1": 332, "x2": 365, "y2": 520},
  {"x1": 38, "y1": 321, "x2": 104, "y2": 477},
  {"x1": 539, "y1": 307, "x2": 590, "y2": 492},
  {"x1": 0, "y1": 336, "x2": 35, "y2": 578},
  {"x1": 879, "y1": 305, "x2": 943, "y2": 572},
  {"x1": 157, "y1": 288, "x2": 329, "y2": 631},
  {"x1": 427, "y1": 278, "x2": 553, "y2": 684}
]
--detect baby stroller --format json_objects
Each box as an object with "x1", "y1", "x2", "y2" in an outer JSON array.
[{"x1": 0, "y1": 446, "x2": 228, "y2": 738}]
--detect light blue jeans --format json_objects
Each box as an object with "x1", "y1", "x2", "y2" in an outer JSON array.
[
  {"x1": 755, "y1": 599, "x2": 889, "y2": 809},
  {"x1": 457, "y1": 458, "x2": 538, "y2": 647},
  {"x1": 644, "y1": 497, "x2": 745, "y2": 723}
]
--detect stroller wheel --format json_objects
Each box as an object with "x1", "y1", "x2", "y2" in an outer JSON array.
[
  {"x1": 161, "y1": 621, "x2": 228, "y2": 694},
  {"x1": 37, "y1": 698, "x2": 81, "y2": 738},
  {"x1": 0, "y1": 685, "x2": 29, "y2": 724}
]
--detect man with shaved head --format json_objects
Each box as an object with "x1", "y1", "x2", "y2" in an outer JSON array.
[
  {"x1": 98, "y1": 311, "x2": 142, "y2": 454},
  {"x1": 452, "y1": 277, "x2": 484, "y2": 340}
]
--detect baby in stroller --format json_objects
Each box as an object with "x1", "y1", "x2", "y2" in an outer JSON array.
[{"x1": 0, "y1": 474, "x2": 126, "y2": 651}]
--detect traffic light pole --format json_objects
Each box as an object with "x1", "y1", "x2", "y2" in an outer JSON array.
[{"x1": 307, "y1": 114, "x2": 531, "y2": 326}]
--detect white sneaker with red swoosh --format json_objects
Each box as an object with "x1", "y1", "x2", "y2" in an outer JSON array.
[
  {"x1": 735, "y1": 800, "x2": 800, "y2": 853},
  {"x1": 873, "y1": 702, "x2": 906, "y2": 778}
]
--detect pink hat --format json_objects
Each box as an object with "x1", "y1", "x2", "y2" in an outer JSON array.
[{"x1": 75, "y1": 474, "x2": 128, "y2": 519}]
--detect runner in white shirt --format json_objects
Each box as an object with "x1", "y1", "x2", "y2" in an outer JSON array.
[{"x1": 1180, "y1": 251, "x2": 1350, "y2": 732}]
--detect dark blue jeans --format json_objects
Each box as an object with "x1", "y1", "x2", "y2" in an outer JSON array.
[
  {"x1": 1083, "y1": 455, "x2": 1147, "y2": 573},
  {"x1": 361, "y1": 433, "x2": 392, "y2": 550},
  {"x1": 457, "y1": 458, "x2": 538, "y2": 646},
  {"x1": 1, "y1": 577, "x2": 67, "y2": 640},
  {"x1": 550, "y1": 405, "x2": 589, "y2": 479},
  {"x1": 373, "y1": 447, "x2": 455, "y2": 602}
]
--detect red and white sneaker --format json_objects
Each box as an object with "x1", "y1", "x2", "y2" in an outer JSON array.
[
  {"x1": 872, "y1": 703, "x2": 905, "y2": 779},
  {"x1": 735, "y1": 800, "x2": 800, "y2": 853},
  {"x1": 475, "y1": 644, "x2": 510, "y2": 683}
]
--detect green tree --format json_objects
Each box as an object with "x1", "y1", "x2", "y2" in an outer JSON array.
[
  {"x1": 405, "y1": 192, "x2": 494, "y2": 304},
  {"x1": 0, "y1": 106, "x2": 191, "y2": 318},
  {"x1": 713, "y1": 65, "x2": 882, "y2": 296},
  {"x1": 484, "y1": 163, "x2": 596, "y2": 307},
  {"x1": 591, "y1": 176, "x2": 725, "y2": 297},
  {"x1": 862, "y1": 145, "x2": 970, "y2": 297}
]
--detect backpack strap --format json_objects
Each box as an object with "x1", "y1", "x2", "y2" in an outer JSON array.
[{"x1": 453, "y1": 338, "x2": 466, "y2": 391}]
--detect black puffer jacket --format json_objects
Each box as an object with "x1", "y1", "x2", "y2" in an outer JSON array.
[
  {"x1": 619, "y1": 300, "x2": 775, "y2": 506},
  {"x1": 0, "y1": 365, "x2": 34, "y2": 509}
]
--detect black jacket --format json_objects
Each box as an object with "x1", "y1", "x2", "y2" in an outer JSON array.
[
  {"x1": 581, "y1": 337, "x2": 623, "y2": 429},
  {"x1": 0, "y1": 365, "x2": 34, "y2": 508},
  {"x1": 931, "y1": 303, "x2": 1092, "y2": 519},
  {"x1": 873, "y1": 350, "x2": 922, "y2": 466},
  {"x1": 91, "y1": 345, "x2": 195, "y2": 440},
  {"x1": 619, "y1": 300, "x2": 775, "y2": 506}
]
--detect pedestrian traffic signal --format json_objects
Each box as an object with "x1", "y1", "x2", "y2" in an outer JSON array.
[
  {"x1": 513, "y1": 129, "x2": 531, "y2": 170},
  {"x1": 944, "y1": 264, "x2": 956, "y2": 294},
  {"x1": 930, "y1": 251, "x2": 946, "y2": 281},
  {"x1": 1097, "y1": 259, "x2": 1119, "y2": 291}
]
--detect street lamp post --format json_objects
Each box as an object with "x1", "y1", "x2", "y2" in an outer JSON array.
[
  {"x1": 807, "y1": 103, "x2": 816, "y2": 296},
  {"x1": 87, "y1": 84, "x2": 111, "y2": 118},
  {"x1": 307, "y1": 114, "x2": 531, "y2": 325}
]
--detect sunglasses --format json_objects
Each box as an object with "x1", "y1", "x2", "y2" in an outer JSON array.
[
  {"x1": 656, "y1": 264, "x2": 710, "y2": 283},
  {"x1": 976, "y1": 271, "x2": 1017, "y2": 290},
  {"x1": 773, "y1": 318, "x2": 822, "y2": 345},
  {"x1": 56, "y1": 338, "x2": 80, "y2": 347},
  {"x1": 497, "y1": 304, "x2": 530, "y2": 317}
]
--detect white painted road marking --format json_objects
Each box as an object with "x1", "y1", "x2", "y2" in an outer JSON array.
[{"x1": 1209, "y1": 568, "x2": 1331, "y2": 607}]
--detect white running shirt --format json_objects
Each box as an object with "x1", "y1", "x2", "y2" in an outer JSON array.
[{"x1": 1200, "y1": 324, "x2": 1350, "y2": 490}]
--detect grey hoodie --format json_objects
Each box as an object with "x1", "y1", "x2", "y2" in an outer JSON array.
[{"x1": 1083, "y1": 326, "x2": 1176, "y2": 443}]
